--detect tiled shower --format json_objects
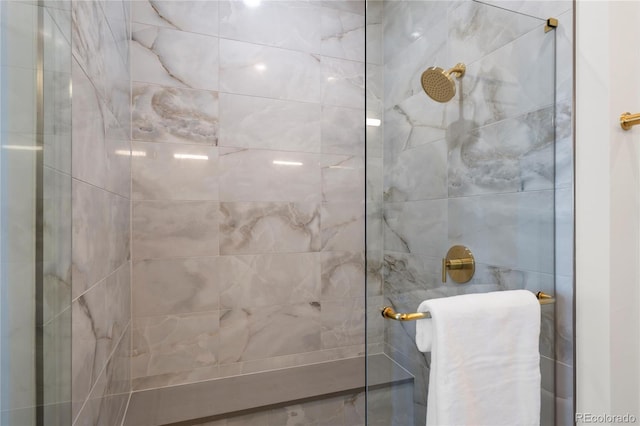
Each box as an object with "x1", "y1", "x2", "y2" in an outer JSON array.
[{"x1": 0, "y1": 0, "x2": 574, "y2": 425}]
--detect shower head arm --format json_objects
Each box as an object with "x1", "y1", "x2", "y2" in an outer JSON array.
[{"x1": 447, "y1": 63, "x2": 466, "y2": 78}]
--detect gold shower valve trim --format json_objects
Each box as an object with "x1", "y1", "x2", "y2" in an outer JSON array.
[
  {"x1": 620, "y1": 112, "x2": 640, "y2": 130},
  {"x1": 442, "y1": 245, "x2": 475, "y2": 283}
]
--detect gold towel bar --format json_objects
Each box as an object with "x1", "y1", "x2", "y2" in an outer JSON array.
[{"x1": 381, "y1": 291, "x2": 556, "y2": 321}]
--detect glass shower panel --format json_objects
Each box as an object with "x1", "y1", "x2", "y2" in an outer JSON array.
[
  {"x1": 365, "y1": 1, "x2": 556, "y2": 425},
  {"x1": 0, "y1": 1, "x2": 72, "y2": 424}
]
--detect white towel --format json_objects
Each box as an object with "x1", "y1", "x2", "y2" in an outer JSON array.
[{"x1": 415, "y1": 290, "x2": 541, "y2": 426}]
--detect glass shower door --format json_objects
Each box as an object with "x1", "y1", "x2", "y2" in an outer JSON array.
[{"x1": 365, "y1": 1, "x2": 557, "y2": 425}]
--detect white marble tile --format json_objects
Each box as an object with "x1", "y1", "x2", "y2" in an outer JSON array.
[
  {"x1": 132, "y1": 0, "x2": 219, "y2": 36},
  {"x1": 219, "y1": 303, "x2": 322, "y2": 363},
  {"x1": 322, "y1": 56, "x2": 364, "y2": 109},
  {"x1": 321, "y1": 202, "x2": 364, "y2": 252},
  {"x1": 448, "y1": 1, "x2": 542, "y2": 65},
  {"x1": 366, "y1": 62, "x2": 383, "y2": 119},
  {"x1": 220, "y1": 1, "x2": 321, "y2": 53},
  {"x1": 132, "y1": 200, "x2": 219, "y2": 260},
  {"x1": 132, "y1": 142, "x2": 219, "y2": 201},
  {"x1": 322, "y1": 154, "x2": 364, "y2": 203},
  {"x1": 132, "y1": 311, "x2": 220, "y2": 378},
  {"x1": 132, "y1": 83, "x2": 219, "y2": 145},
  {"x1": 320, "y1": 251, "x2": 365, "y2": 301},
  {"x1": 72, "y1": 59, "x2": 130, "y2": 198},
  {"x1": 321, "y1": 297, "x2": 365, "y2": 349},
  {"x1": 365, "y1": 1, "x2": 382, "y2": 65},
  {"x1": 367, "y1": 156, "x2": 383, "y2": 203},
  {"x1": 44, "y1": 6, "x2": 71, "y2": 74},
  {"x1": 219, "y1": 253, "x2": 321, "y2": 309},
  {"x1": 448, "y1": 190, "x2": 555, "y2": 273},
  {"x1": 133, "y1": 257, "x2": 219, "y2": 317},
  {"x1": 43, "y1": 70, "x2": 72, "y2": 175},
  {"x1": 321, "y1": 105, "x2": 365, "y2": 156},
  {"x1": 219, "y1": 148, "x2": 322, "y2": 203},
  {"x1": 383, "y1": 199, "x2": 447, "y2": 257},
  {"x1": 72, "y1": 179, "x2": 130, "y2": 298},
  {"x1": 219, "y1": 93, "x2": 321, "y2": 153},
  {"x1": 219, "y1": 38, "x2": 321, "y2": 103},
  {"x1": 448, "y1": 106, "x2": 555, "y2": 197},
  {"x1": 477, "y1": 0, "x2": 572, "y2": 20},
  {"x1": 132, "y1": 24, "x2": 219, "y2": 90},
  {"x1": 384, "y1": 139, "x2": 447, "y2": 202},
  {"x1": 321, "y1": 0, "x2": 364, "y2": 16},
  {"x1": 219, "y1": 202, "x2": 321, "y2": 254},
  {"x1": 321, "y1": 7, "x2": 364, "y2": 61}
]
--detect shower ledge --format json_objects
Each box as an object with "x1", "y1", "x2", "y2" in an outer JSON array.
[{"x1": 122, "y1": 354, "x2": 412, "y2": 426}]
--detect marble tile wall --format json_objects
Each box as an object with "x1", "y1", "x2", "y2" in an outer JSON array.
[
  {"x1": 70, "y1": 0, "x2": 131, "y2": 425},
  {"x1": 377, "y1": 1, "x2": 573, "y2": 424},
  {"x1": 130, "y1": 0, "x2": 369, "y2": 391}
]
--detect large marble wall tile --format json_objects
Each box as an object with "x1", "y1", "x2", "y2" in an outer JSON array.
[
  {"x1": 133, "y1": 257, "x2": 219, "y2": 317},
  {"x1": 220, "y1": 202, "x2": 320, "y2": 254},
  {"x1": 42, "y1": 308, "x2": 72, "y2": 417},
  {"x1": 219, "y1": 303, "x2": 322, "y2": 364},
  {"x1": 102, "y1": 0, "x2": 130, "y2": 69},
  {"x1": 322, "y1": 155, "x2": 364, "y2": 203},
  {"x1": 132, "y1": 83, "x2": 219, "y2": 145},
  {"x1": 448, "y1": 190, "x2": 555, "y2": 273},
  {"x1": 365, "y1": 1, "x2": 382, "y2": 66},
  {"x1": 448, "y1": 106, "x2": 555, "y2": 197},
  {"x1": 383, "y1": 200, "x2": 447, "y2": 257},
  {"x1": 132, "y1": 311, "x2": 220, "y2": 379},
  {"x1": 72, "y1": 59, "x2": 130, "y2": 198},
  {"x1": 321, "y1": 7, "x2": 365, "y2": 62},
  {"x1": 219, "y1": 253, "x2": 321, "y2": 310},
  {"x1": 448, "y1": 1, "x2": 541, "y2": 65},
  {"x1": 321, "y1": 251, "x2": 365, "y2": 301},
  {"x1": 72, "y1": 179, "x2": 130, "y2": 298},
  {"x1": 132, "y1": 142, "x2": 219, "y2": 201},
  {"x1": 321, "y1": 0, "x2": 364, "y2": 16},
  {"x1": 321, "y1": 106, "x2": 365, "y2": 156},
  {"x1": 219, "y1": 93, "x2": 321, "y2": 153},
  {"x1": 219, "y1": 38, "x2": 321, "y2": 103},
  {"x1": 321, "y1": 202, "x2": 365, "y2": 252},
  {"x1": 132, "y1": 0, "x2": 219, "y2": 36},
  {"x1": 459, "y1": 26, "x2": 555, "y2": 128},
  {"x1": 132, "y1": 24, "x2": 219, "y2": 90},
  {"x1": 72, "y1": 263, "x2": 130, "y2": 421},
  {"x1": 43, "y1": 69, "x2": 72, "y2": 175},
  {"x1": 321, "y1": 297, "x2": 365, "y2": 349},
  {"x1": 384, "y1": 139, "x2": 447, "y2": 202},
  {"x1": 219, "y1": 148, "x2": 322, "y2": 203},
  {"x1": 322, "y1": 56, "x2": 365, "y2": 109},
  {"x1": 367, "y1": 157, "x2": 383, "y2": 203},
  {"x1": 478, "y1": 0, "x2": 572, "y2": 20},
  {"x1": 219, "y1": 1, "x2": 321, "y2": 53},
  {"x1": 132, "y1": 200, "x2": 219, "y2": 260}
]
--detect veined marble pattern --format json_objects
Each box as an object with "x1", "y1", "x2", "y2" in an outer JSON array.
[
  {"x1": 448, "y1": 106, "x2": 555, "y2": 197},
  {"x1": 132, "y1": 200, "x2": 219, "y2": 260},
  {"x1": 219, "y1": 148, "x2": 322, "y2": 203},
  {"x1": 72, "y1": 59, "x2": 130, "y2": 198},
  {"x1": 322, "y1": 155, "x2": 364, "y2": 203},
  {"x1": 322, "y1": 56, "x2": 364, "y2": 109},
  {"x1": 43, "y1": 70, "x2": 72, "y2": 175},
  {"x1": 321, "y1": 7, "x2": 364, "y2": 62},
  {"x1": 478, "y1": 0, "x2": 572, "y2": 20},
  {"x1": 132, "y1": 311, "x2": 220, "y2": 378},
  {"x1": 219, "y1": 302, "x2": 322, "y2": 364},
  {"x1": 367, "y1": 157, "x2": 383, "y2": 203},
  {"x1": 448, "y1": 1, "x2": 542, "y2": 65},
  {"x1": 321, "y1": 106, "x2": 364, "y2": 156},
  {"x1": 133, "y1": 257, "x2": 219, "y2": 317},
  {"x1": 72, "y1": 262, "x2": 130, "y2": 421},
  {"x1": 220, "y1": 253, "x2": 321, "y2": 310},
  {"x1": 366, "y1": 62, "x2": 383, "y2": 117},
  {"x1": 220, "y1": 1, "x2": 321, "y2": 53},
  {"x1": 448, "y1": 190, "x2": 555, "y2": 273},
  {"x1": 72, "y1": 179, "x2": 130, "y2": 299},
  {"x1": 219, "y1": 93, "x2": 321, "y2": 153},
  {"x1": 321, "y1": 297, "x2": 366, "y2": 349},
  {"x1": 321, "y1": 0, "x2": 364, "y2": 16},
  {"x1": 132, "y1": 0, "x2": 219, "y2": 36},
  {"x1": 384, "y1": 139, "x2": 447, "y2": 202},
  {"x1": 132, "y1": 83, "x2": 219, "y2": 145},
  {"x1": 132, "y1": 24, "x2": 219, "y2": 90},
  {"x1": 320, "y1": 251, "x2": 365, "y2": 301},
  {"x1": 219, "y1": 202, "x2": 320, "y2": 254},
  {"x1": 219, "y1": 38, "x2": 321, "y2": 103},
  {"x1": 383, "y1": 199, "x2": 447, "y2": 257},
  {"x1": 132, "y1": 142, "x2": 219, "y2": 201},
  {"x1": 321, "y1": 202, "x2": 365, "y2": 252},
  {"x1": 42, "y1": 307, "x2": 71, "y2": 408}
]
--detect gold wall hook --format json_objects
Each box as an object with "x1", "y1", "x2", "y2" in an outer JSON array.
[
  {"x1": 442, "y1": 245, "x2": 475, "y2": 283},
  {"x1": 544, "y1": 17, "x2": 558, "y2": 33},
  {"x1": 620, "y1": 112, "x2": 640, "y2": 130}
]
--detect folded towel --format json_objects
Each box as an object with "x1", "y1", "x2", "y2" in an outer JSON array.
[{"x1": 416, "y1": 290, "x2": 541, "y2": 426}]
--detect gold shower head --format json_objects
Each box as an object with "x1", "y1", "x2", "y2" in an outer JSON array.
[{"x1": 421, "y1": 63, "x2": 466, "y2": 103}]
